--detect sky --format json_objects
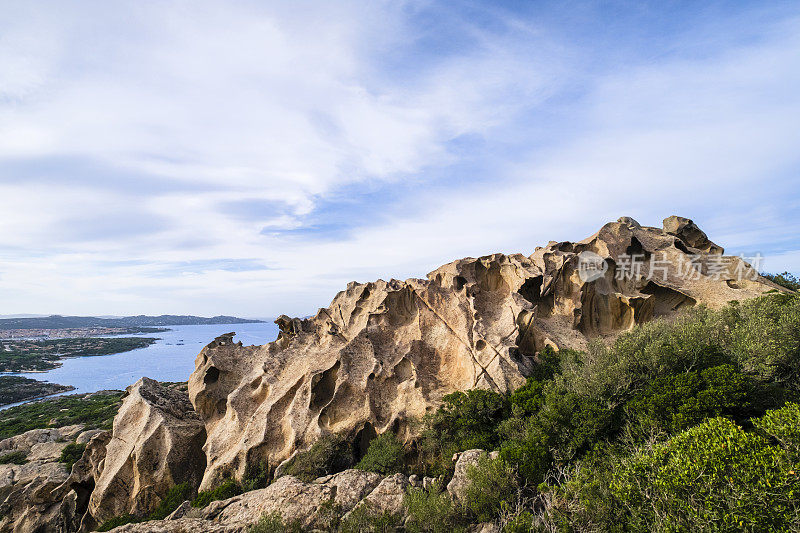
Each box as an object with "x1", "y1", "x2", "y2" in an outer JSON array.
[{"x1": 1, "y1": 0, "x2": 799, "y2": 318}]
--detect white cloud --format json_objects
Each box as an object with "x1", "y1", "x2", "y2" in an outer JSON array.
[{"x1": 0, "y1": 2, "x2": 798, "y2": 317}]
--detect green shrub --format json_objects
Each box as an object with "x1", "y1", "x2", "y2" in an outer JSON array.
[
  {"x1": 242, "y1": 460, "x2": 270, "y2": 492},
  {"x1": 357, "y1": 432, "x2": 406, "y2": 475},
  {"x1": 249, "y1": 511, "x2": 303, "y2": 533},
  {"x1": 721, "y1": 294, "x2": 800, "y2": 389},
  {"x1": 463, "y1": 456, "x2": 519, "y2": 522},
  {"x1": 96, "y1": 513, "x2": 139, "y2": 531},
  {"x1": 754, "y1": 402, "x2": 800, "y2": 459},
  {"x1": 148, "y1": 482, "x2": 194, "y2": 520},
  {"x1": 339, "y1": 502, "x2": 402, "y2": 533},
  {"x1": 625, "y1": 364, "x2": 785, "y2": 434},
  {"x1": 192, "y1": 478, "x2": 241, "y2": 508},
  {"x1": 502, "y1": 510, "x2": 534, "y2": 533},
  {"x1": 405, "y1": 480, "x2": 464, "y2": 533},
  {"x1": 418, "y1": 389, "x2": 510, "y2": 476},
  {"x1": 610, "y1": 416, "x2": 800, "y2": 531},
  {"x1": 762, "y1": 271, "x2": 800, "y2": 291},
  {"x1": 0, "y1": 450, "x2": 27, "y2": 465},
  {"x1": 58, "y1": 442, "x2": 86, "y2": 471},
  {"x1": 281, "y1": 434, "x2": 354, "y2": 482},
  {"x1": 0, "y1": 391, "x2": 123, "y2": 439}
]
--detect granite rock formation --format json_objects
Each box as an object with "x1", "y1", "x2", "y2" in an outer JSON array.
[
  {"x1": 87, "y1": 378, "x2": 206, "y2": 525},
  {"x1": 188, "y1": 216, "x2": 782, "y2": 489}
]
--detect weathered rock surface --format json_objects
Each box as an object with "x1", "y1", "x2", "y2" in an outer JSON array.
[
  {"x1": 0, "y1": 425, "x2": 91, "y2": 533},
  {"x1": 447, "y1": 449, "x2": 499, "y2": 503},
  {"x1": 188, "y1": 216, "x2": 783, "y2": 488},
  {"x1": 203, "y1": 469, "x2": 382, "y2": 529},
  {"x1": 345, "y1": 472, "x2": 409, "y2": 518},
  {"x1": 87, "y1": 377, "x2": 207, "y2": 525},
  {"x1": 109, "y1": 518, "x2": 244, "y2": 532}
]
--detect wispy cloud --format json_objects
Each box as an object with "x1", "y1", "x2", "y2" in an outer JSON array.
[{"x1": 0, "y1": 1, "x2": 798, "y2": 316}]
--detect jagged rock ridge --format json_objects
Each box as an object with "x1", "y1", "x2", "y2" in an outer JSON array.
[{"x1": 188, "y1": 216, "x2": 782, "y2": 489}]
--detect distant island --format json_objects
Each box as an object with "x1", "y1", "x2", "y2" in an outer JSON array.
[{"x1": 0, "y1": 314, "x2": 264, "y2": 330}]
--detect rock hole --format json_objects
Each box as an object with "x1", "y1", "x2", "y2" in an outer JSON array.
[
  {"x1": 310, "y1": 361, "x2": 340, "y2": 410},
  {"x1": 204, "y1": 366, "x2": 220, "y2": 385},
  {"x1": 626, "y1": 236, "x2": 646, "y2": 257},
  {"x1": 673, "y1": 238, "x2": 692, "y2": 255},
  {"x1": 353, "y1": 422, "x2": 377, "y2": 461},
  {"x1": 518, "y1": 276, "x2": 543, "y2": 303},
  {"x1": 641, "y1": 281, "x2": 697, "y2": 317},
  {"x1": 475, "y1": 339, "x2": 486, "y2": 351},
  {"x1": 452, "y1": 276, "x2": 467, "y2": 291},
  {"x1": 392, "y1": 358, "x2": 414, "y2": 382}
]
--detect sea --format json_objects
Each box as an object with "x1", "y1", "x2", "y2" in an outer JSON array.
[{"x1": 2, "y1": 321, "x2": 280, "y2": 408}]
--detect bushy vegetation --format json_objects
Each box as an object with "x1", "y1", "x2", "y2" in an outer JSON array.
[
  {"x1": 249, "y1": 512, "x2": 303, "y2": 533},
  {"x1": 96, "y1": 513, "x2": 138, "y2": 531},
  {"x1": 0, "y1": 450, "x2": 27, "y2": 464},
  {"x1": 58, "y1": 442, "x2": 86, "y2": 471},
  {"x1": 762, "y1": 271, "x2": 800, "y2": 291},
  {"x1": 192, "y1": 478, "x2": 242, "y2": 508},
  {"x1": 0, "y1": 391, "x2": 123, "y2": 439},
  {"x1": 191, "y1": 461, "x2": 271, "y2": 508},
  {"x1": 405, "y1": 480, "x2": 464, "y2": 533},
  {"x1": 402, "y1": 293, "x2": 800, "y2": 531},
  {"x1": 339, "y1": 503, "x2": 403, "y2": 533},
  {"x1": 280, "y1": 434, "x2": 354, "y2": 482},
  {"x1": 356, "y1": 431, "x2": 406, "y2": 475}
]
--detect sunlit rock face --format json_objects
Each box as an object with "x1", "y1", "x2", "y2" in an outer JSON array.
[
  {"x1": 188, "y1": 216, "x2": 783, "y2": 490},
  {"x1": 87, "y1": 378, "x2": 206, "y2": 525}
]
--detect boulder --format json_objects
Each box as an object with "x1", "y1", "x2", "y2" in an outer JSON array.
[
  {"x1": 447, "y1": 449, "x2": 496, "y2": 503},
  {"x1": 206, "y1": 469, "x2": 382, "y2": 529},
  {"x1": 188, "y1": 216, "x2": 782, "y2": 489},
  {"x1": 87, "y1": 378, "x2": 206, "y2": 524},
  {"x1": 346, "y1": 473, "x2": 410, "y2": 518},
  {"x1": 107, "y1": 518, "x2": 243, "y2": 532}
]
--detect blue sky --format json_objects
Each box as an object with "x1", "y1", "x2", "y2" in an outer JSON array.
[{"x1": 0, "y1": 0, "x2": 799, "y2": 317}]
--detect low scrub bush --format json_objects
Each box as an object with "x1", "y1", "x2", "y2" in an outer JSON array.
[
  {"x1": 58, "y1": 442, "x2": 86, "y2": 471},
  {"x1": 96, "y1": 514, "x2": 139, "y2": 531},
  {"x1": 281, "y1": 434, "x2": 354, "y2": 482},
  {"x1": 148, "y1": 482, "x2": 194, "y2": 520},
  {"x1": 339, "y1": 502, "x2": 402, "y2": 533},
  {"x1": 610, "y1": 416, "x2": 800, "y2": 531},
  {"x1": 192, "y1": 478, "x2": 241, "y2": 508},
  {"x1": 356, "y1": 431, "x2": 406, "y2": 475},
  {"x1": 405, "y1": 480, "x2": 464, "y2": 533},
  {"x1": 0, "y1": 450, "x2": 27, "y2": 465},
  {"x1": 249, "y1": 511, "x2": 303, "y2": 533},
  {"x1": 463, "y1": 456, "x2": 520, "y2": 523}
]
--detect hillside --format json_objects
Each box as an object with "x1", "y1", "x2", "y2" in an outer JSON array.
[{"x1": 0, "y1": 314, "x2": 264, "y2": 330}]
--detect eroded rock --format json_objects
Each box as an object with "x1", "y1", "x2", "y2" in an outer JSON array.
[
  {"x1": 87, "y1": 377, "x2": 206, "y2": 525},
  {"x1": 189, "y1": 216, "x2": 781, "y2": 489}
]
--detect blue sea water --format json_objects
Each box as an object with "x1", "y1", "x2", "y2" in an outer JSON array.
[{"x1": 5, "y1": 322, "x2": 279, "y2": 402}]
